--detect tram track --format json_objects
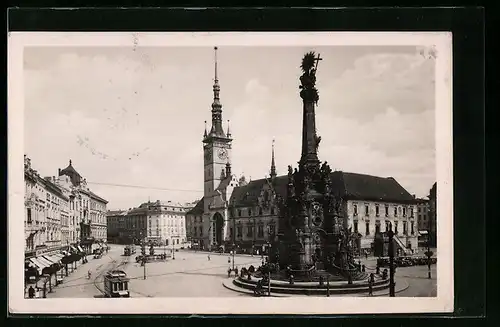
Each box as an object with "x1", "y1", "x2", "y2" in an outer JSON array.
[{"x1": 92, "y1": 254, "x2": 130, "y2": 296}]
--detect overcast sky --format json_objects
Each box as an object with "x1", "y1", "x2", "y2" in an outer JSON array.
[{"x1": 24, "y1": 45, "x2": 436, "y2": 210}]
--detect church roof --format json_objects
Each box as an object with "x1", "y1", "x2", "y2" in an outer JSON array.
[
  {"x1": 186, "y1": 197, "x2": 204, "y2": 215},
  {"x1": 228, "y1": 171, "x2": 416, "y2": 208},
  {"x1": 216, "y1": 177, "x2": 233, "y2": 192},
  {"x1": 229, "y1": 176, "x2": 288, "y2": 208}
]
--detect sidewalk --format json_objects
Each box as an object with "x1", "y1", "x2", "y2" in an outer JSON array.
[
  {"x1": 47, "y1": 253, "x2": 115, "y2": 298},
  {"x1": 34, "y1": 250, "x2": 118, "y2": 299}
]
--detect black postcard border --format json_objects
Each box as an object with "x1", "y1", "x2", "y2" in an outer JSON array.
[{"x1": 5, "y1": 6, "x2": 487, "y2": 322}]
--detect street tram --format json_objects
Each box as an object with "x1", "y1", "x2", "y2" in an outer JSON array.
[
  {"x1": 103, "y1": 270, "x2": 130, "y2": 298},
  {"x1": 124, "y1": 245, "x2": 136, "y2": 256}
]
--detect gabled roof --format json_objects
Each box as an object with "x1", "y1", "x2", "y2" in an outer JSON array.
[
  {"x1": 89, "y1": 190, "x2": 108, "y2": 204},
  {"x1": 229, "y1": 176, "x2": 288, "y2": 208},
  {"x1": 127, "y1": 206, "x2": 148, "y2": 215},
  {"x1": 228, "y1": 171, "x2": 416, "y2": 208},
  {"x1": 39, "y1": 177, "x2": 69, "y2": 201},
  {"x1": 186, "y1": 197, "x2": 204, "y2": 215},
  {"x1": 216, "y1": 177, "x2": 232, "y2": 192}
]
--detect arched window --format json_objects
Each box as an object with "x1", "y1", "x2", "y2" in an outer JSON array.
[{"x1": 263, "y1": 190, "x2": 270, "y2": 202}]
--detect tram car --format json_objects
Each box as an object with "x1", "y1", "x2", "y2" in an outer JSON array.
[
  {"x1": 103, "y1": 270, "x2": 130, "y2": 298},
  {"x1": 124, "y1": 245, "x2": 136, "y2": 256}
]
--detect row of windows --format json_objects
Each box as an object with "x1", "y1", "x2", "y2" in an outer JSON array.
[
  {"x1": 147, "y1": 206, "x2": 187, "y2": 212},
  {"x1": 147, "y1": 227, "x2": 185, "y2": 237},
  {"x1": 148, "y1": 214, "x2": 185, "y2": 219},
  {"x1": 227, "y1": 207, "x2": 276, "y2": 218},
  {"x1": 353, "y1": 220, "x2": 415, "y2": 236},
  {"x1": 191, "y1": 224, "x2": 276, "y2": 239},
  {"x1": 148, "y1": 219, "x2": 184, "y2": 227},
  {"x1": 417, "y1": 206, "x2": 429, "y2": 213},
  {"x1": 231, "y1": 224, "x2": 275, "y2": 238},
  {"x1": 353, "y1": 204, "x2": 414, "y2": 218}
]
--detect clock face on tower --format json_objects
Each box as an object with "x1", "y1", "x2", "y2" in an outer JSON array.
[{"x1": 217, "y1": 148, "x2": 228, "y2": 160}]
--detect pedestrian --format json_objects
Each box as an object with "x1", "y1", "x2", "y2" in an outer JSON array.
[
  {"x1": 228, "y1": 256, "x2": 231, "y2": 264},
  {"x1": 87, "y1": 269, "x2": 92, "y2": 279},
  {"x1": 28, "y1": 285, "x2": 35, "y2": 299},
  {"x1": 368, "y1": 277, "x2": 373, "y2": 296},
  {"x1": 207, "y1": 254, "x2": 210, "y2": 261}
]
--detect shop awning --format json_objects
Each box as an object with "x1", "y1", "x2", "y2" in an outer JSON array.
[
  {"x1": 53, "y1": 253, "x2": 65, "y2": 261},
  {"x1": 70, "y1": 245, "x2": 78, "y2": 252},
  {"x1": 77, "y1": 246, "x2": 84, "y2": 252},
  {"x1": 29, "y1": 258, "x2": 50, "y2": 275},
  {"x1": 36, "y1": 256, "x2": 52, "y2": 267},
  {"x1": 42, "y1": 254, "x2": 61, "y2": 264}
]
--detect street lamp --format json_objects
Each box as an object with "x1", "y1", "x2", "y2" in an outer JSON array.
[
  {"x1": 232, "y1": 243, "x2": 235, "y2": 270},
  {"x1": 172, "y1": 236, "x2": 177, "y2": 260},
  {"x1": 387, "y1": 222, "x2": 396, "y2": 297},
  {"x1": 425, "y1": 221, "x2": 434, "y2": 279}
]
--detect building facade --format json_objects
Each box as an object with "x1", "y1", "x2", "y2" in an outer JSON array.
[
  {"x1": 106, "y1": 210, "x2": 129, "y2": 243},
  {"x1": 187, "y1": 48, "x2": 419, "y2": 255},
  {"x1": 23, "y1": 156, "x2": 109, "y2": 259},
  {"x1": 24, "y1": 156, "x2": 47, "y2": 257},
  {"x1": 107, "y1": 201, "x2": 194, "y2": 246},
  {"x1": 416, "y1": 198, "x2": 430, "y2": 231},
  {"x1": 346, "y1": 197, "x2": 418, "y2": 253},
  {"x1": 57, "y1": 160, "x2": 109, "y2": 253},
  {"x1": 428, "y1": 182, "x2": 437, "y2": 246}
]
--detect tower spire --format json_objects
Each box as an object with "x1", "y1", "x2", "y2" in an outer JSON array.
[
  {"x1": 214, "y1": 46, "x2": 218, "y2": 82},
  {"x1": 210, "y1": 46, "x2": 225, "y2": 137},
  {"x1": 270, "y1": 138, "x2": 277, "y2": 178},
  {"x1": 227, "y1": 120, "x2": 231, "y2": 138},
  {"x1": 203, "y1": 120, "x2": 208, "y2": 138}
]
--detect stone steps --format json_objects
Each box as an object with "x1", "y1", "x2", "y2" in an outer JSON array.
[{"x1": 233, "y1": 277, "x2": 390, "y2": 295}]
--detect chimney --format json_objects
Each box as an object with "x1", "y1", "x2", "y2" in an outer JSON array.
[
  {"x1": 58, "y1": 168, "x2": 61, "y2": 175},
  {"x1": 412, "y1": 194, "x2": 416, "y2": 199}
]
